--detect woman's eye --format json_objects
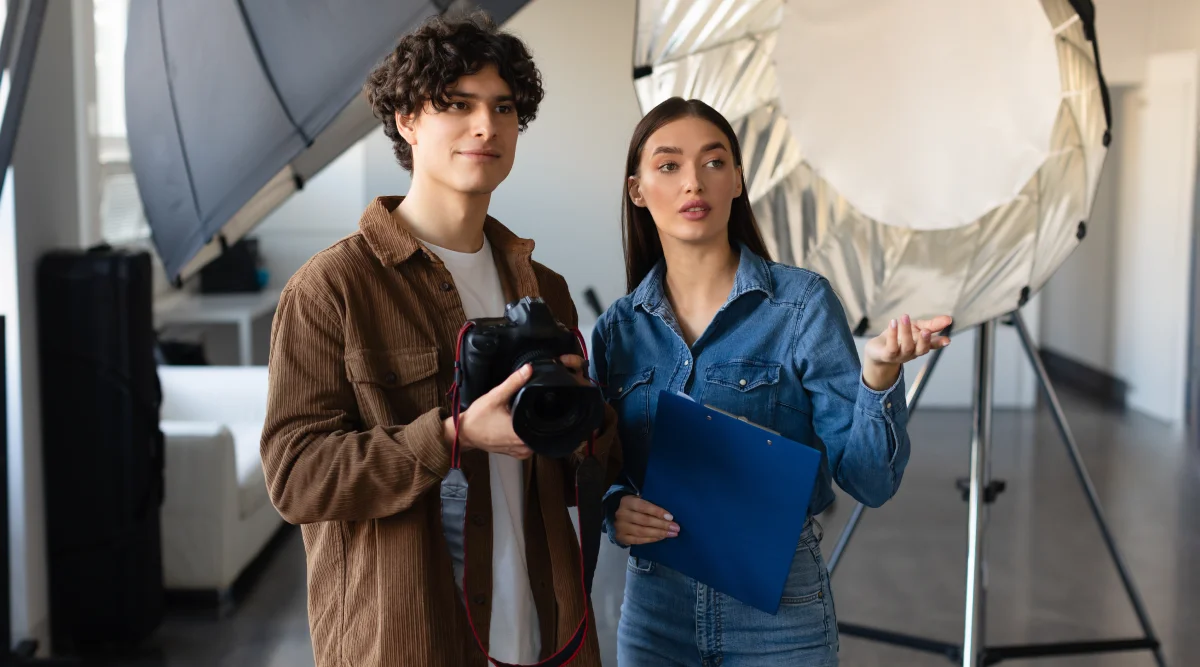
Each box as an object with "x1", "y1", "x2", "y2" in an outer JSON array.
[
  {"x1": 658, "y1": 162, "x2": 678, "y2": 173},
  {"x1": 706, "y1": 159, "x2": 725, "y2": 168}
]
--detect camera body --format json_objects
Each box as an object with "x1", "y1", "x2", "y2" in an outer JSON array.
[{"x1": 456, "y1": 297, "x2": 605, "y2": 458}]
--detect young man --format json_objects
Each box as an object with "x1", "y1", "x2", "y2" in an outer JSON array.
[{"x1": 260, "y1": 13, "x2": 618, "y2": 667}]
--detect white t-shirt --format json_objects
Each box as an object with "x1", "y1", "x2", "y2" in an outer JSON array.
[{"x1": 424, "y1": 237, "x2": 541, "y2": 665}]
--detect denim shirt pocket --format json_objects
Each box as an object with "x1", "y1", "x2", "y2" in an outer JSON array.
[
  {"x1": 700, "y1": 359, "x2": 781, "y2": 429},
  {"x1": 607, "y1": 367, "x2": 655, "y2": 436}
]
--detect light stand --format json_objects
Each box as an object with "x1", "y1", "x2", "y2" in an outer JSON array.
[{"x1": 828, "y1": 310, "x2": 1167, "y2": 667}]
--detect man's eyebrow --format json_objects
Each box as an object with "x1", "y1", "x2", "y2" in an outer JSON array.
[{"x1": 447, "y1": 91, "x2": 515, "y2": 102}]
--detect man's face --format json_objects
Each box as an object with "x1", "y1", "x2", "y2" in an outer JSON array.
[{"x1": 396, "y1": 64, "x2": 520, "y2": 195}]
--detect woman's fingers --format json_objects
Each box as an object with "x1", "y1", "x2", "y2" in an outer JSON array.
[
  {"x1": 623, "y1": 496, "x2": 673, "y2": 522},
  {"x1": 617, "y1": 506, "x2": 679, "y2": 533},
  {"x1": 885, "y1": 318, "x2": 900, "y2": 358},
  {"x1": 617, "y1": 524, "x2": 675, "y2": 544},
  {"x1": 616, "y1": 495, "x2": 679, "y2": 543},
  {"x1": 897, "y1": 314, "x2": 915, "y2": 358},
  {"x1": 914, "y1": 327, "x2": 931, "y2": 356}
]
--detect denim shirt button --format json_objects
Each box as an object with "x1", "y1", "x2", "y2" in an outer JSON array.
[
  {"x1": 886, "y1": 402, "x2": 892, "y2": 409},
  {"x1": 684, "y1": 360, "x2": 690, "y2": 366},
  {"x1": 739, "y1": 379, "x2": 747, "y2": 386}
]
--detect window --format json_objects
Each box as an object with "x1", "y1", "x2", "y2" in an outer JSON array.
[{"x1": 94, "y1": 0, "x2": 150, "y2": 245}]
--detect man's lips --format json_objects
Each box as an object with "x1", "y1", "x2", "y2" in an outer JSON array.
[{"x1": 460, "y1": 149, "x2": 500, "y2": 160}]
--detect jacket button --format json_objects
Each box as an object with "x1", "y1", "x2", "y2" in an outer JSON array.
[
  {"x1": 473, "y1": 594, "x2": 487, "y2": 606},
  {"x1": 384, "y1": 371, "x2": 397, "y2": 384},
  {"x1": 739, "y1": 379, "x2": 747, "y2": 386},
  {"x1": 440, "y1": 281, "x2": 453, "y2": 291},
  {"x1": 471, "y1": 513, "x2": 486, "y2": 526}
]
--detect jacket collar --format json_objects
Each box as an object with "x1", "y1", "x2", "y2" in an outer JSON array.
[
  {"x1": 358, "y1": 195, "x2": 535, "y2": 266},
  {"x1": 632, "y1": 242, "x2": 773, "y2": 313}
]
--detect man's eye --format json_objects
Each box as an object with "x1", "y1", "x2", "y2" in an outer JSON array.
[
  {"x1": 496, "y1": 105, "x2": 514, "y2": 114},
  {"x1": 450, "y1": 101, "x2": 468, "y2": 110}
]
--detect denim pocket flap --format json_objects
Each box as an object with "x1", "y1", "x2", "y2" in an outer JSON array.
[
  {"x1": 609, "y1": 368, "x2": 654, "y2": 400},
  {"x1": 705, "y1": 359, "x2": 780, "y2": 392}
]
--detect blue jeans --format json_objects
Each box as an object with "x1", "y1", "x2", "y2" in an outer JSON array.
[{"x1": 617, "y1": 521, "x2": 839, "y2": 666}]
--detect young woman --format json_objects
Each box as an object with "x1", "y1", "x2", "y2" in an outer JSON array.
[{"x1": 590, "y1": 97, "x2": 952, "y2": 666}]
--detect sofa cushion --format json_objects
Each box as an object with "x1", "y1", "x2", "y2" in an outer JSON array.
[{"x1": 227, "y1": 422, "x2": 270, "y2": 519}]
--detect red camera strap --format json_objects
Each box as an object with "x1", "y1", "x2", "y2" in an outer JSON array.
[{"x1": 444, "y1": 321, "x2": 597, "y2": 667}]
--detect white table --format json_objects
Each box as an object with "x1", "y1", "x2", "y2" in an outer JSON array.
[{"x1": 154, "y1": 288, "x2": 282, "y2": 365}]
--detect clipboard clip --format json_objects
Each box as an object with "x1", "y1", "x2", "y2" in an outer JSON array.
[
  {"x1": 701, "y1": 403, "x2": 783, "y2": 436},
  {"x1": 676, "y1": 390, "x2": 783, "y2": 436}
]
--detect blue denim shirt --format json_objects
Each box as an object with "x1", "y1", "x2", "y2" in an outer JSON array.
[{"x1": 590, "y1": 244, "x2": 911, "y2": 545}]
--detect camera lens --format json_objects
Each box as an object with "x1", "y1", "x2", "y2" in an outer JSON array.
[
  {"x1": 511, "y1": 361, "x2": 606, "y2": 458},
  {"x1": 529, "y1": 389, "x2": 580, "y2": 429}
]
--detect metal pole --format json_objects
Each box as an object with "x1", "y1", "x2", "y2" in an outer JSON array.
[
  {"x1": 1011, "y1": 311, "x2": 1167, "y2": 667},
  {"x1": 829, "y1": 342, "x2": 947, "y2": 574},
  {"x1": 963, "y1": 320, "x2": 995, "y2": 667}
]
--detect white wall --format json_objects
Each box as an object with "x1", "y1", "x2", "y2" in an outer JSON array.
[
  {"x1": 1039, "y1": 86, "x2": 1130, "y2": 373},
  {"x1": 1096, "y1": 0, "x2": 1200, "y2": 85},
  {"x1": 254, "y1": 141, "x2": 370, "y2": 284},
  {"x1": 1113, "y1": 51, "x2": 1199, "y2": 425},
  {"x1": 3, "y1": 1, "x2": 91, "y2": 652}
]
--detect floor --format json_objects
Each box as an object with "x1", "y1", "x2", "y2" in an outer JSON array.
[{"x1": 139, "y1": 388, "x2": 1198, "y2": 666}]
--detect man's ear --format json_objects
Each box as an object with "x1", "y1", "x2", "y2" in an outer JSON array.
[
  {"x1": 395, "y1": 110, "x2": 418, "y2": 146},
  {"x1": 628, "y1": 176, "x2": 646, "y2": 208}
]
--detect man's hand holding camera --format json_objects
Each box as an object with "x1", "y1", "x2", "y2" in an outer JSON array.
[{"x1": 442, "y1": 354, "x2": 590, "y2": 460}]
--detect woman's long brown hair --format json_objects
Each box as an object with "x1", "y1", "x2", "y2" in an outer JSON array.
[{"x1": 622, "y1": 97, "x2": 771, "y2": 294}]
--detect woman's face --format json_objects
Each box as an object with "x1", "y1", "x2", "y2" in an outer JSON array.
[{"x1": 629, "y1": 116, "x2": 743, "y2": 248}]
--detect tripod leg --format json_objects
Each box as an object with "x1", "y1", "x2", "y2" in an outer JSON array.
[
  {"x1": 962, "y1": 320, "x2": 995, "y2": 667},
  {"x1": 828, "y1": 344, "x2": 947, "y2": 575},
  {"x1": 1011, "y1": 311, "x2": 1167, "y2": 667}
]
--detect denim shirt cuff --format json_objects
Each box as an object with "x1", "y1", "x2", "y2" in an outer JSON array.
[{"x1": 856, "y1": 366, "x2": 906, "y2": 421}]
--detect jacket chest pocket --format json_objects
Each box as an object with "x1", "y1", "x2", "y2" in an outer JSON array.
[
  {"x1": 699, "y1": 359, "x2": 780, "y2": 429},
  {"x1": 345, "y1": 347, "x2": 440, "y2": 425},
  {"x1": 606, "y1": 368, "x2": 654, "y2": 436}
]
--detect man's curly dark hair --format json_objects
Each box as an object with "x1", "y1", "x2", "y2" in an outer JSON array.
[{"x1": 364, "y1": 11, "x2": 545, "y2": 172}]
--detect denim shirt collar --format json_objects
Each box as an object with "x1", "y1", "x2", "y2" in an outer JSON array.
[{"x1": 632, "y1": 243, "x2": 774, "y2": 314}]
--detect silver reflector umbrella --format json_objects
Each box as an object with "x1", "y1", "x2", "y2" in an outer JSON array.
[{"x1": 632, "y1": 0, "x2": 1110, "y2": 333}]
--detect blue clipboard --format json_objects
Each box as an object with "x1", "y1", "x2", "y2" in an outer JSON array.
[{"x1": 630, "y1": 390, "x2": 822, "y2": 614}]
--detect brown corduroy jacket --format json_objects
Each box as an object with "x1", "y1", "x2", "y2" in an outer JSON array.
[{"x1": 261, "y1": 196, "x2": 619, "y2": 666}]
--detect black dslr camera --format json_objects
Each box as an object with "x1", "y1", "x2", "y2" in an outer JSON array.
[{"x1": 456, "y1": 297, "x2": 606, "y2": 458}]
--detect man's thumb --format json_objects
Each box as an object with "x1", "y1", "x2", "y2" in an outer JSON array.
[{"x1": 489, "y1": 363, "x2": 532, "y2": 403}]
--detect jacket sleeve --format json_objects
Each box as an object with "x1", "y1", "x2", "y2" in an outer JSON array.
[
  {"x1": 554, "y1": 294, "x2": 624, "y2": 506},
  {"x1": 260, "y1": 281, "x2": 450, "y2": 524},
  {"x1": 588, "y1": 313, "x2": 638, "y2": 547},
  {"x1": 794, "y1": 277, "x2": 911, "y2": 508}
]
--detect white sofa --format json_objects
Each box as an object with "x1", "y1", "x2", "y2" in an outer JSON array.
[{"x1": 157, "y1": 365, "x2": 283, "y2": 599}]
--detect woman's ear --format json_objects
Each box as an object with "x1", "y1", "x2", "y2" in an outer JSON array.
[
  {"x1": 735, "y1": 166, "x2": 744, "y2": 198},
  {"x1": 628, "y1": 176, "x2": 646, "y2": 208},
  {"x1": 395, "y1": 110, "x2": 418, "y2": 146}
]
